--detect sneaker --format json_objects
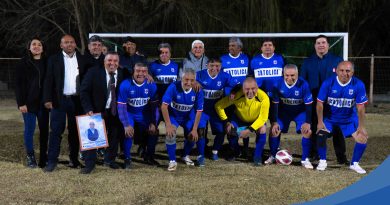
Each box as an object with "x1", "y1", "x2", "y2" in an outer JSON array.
[
  {"x1": 264, "y1": 156, "x2": 275, "y2": 165},
  {"x1": 79, "y1": 152, "x2": 85, "y2": 161},
  {"x1": 80, "y1": 166, "x2": 94, "y2": 174},
  {"x1": 182, "y1": 156, "x2": 195, "y2": 166},
  {"x1": 168, "y1": 161, "x2": 177, "y2": 171},
  {"x1": 349, "y1": 162, "x2": 366, "y2": 174},
  {"x1": 253, "y1": 157, "x2": 262, "y2": 167},
  {"x1": 301, "y1": 158, "x2": 314, "y2": 169},
  {"x1": 197, "y1": 155, "x2": 205, "y2": 167},
  {"x1": 144, "y1": 156, "x2": 160, "y2": 166},
  {"x1": 44, "y1": 163, "x2": 57, "y2": 172},
  {"x1": 124, "y1": 158, "x2": 131, "y2": 170},
  {"x1": 26, "y1": 153, "x2": 37, "y2": 168},
  {"x1": 337, "y1": 155, "x2": 350, "y2": 166},
  {"x1": 316, "y1": 160, "x2": 327, "y2": 171}
]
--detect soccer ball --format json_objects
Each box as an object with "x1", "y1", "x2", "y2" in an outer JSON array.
[{"x1": 275, "y1": 150, "x2": 293, "y2": 165}]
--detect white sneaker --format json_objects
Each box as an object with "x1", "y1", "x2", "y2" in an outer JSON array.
[
  {"x1": 350, "y1": 162, "x2": 366, "y2": 174},
  {"x1": 264, "y1": 156, "x2": 276, "y2": 165},
  {"x1": 301, "y1": 158, "x2": 314, "y2": 169},
  {"x1": 167, "y1": 161, "x2": 177, "y2": 171},
  {"x1": 182, "y1": 156, "x2": 195, "y2": 166},
  {"x1": 316, "y1": 160, "x2": 327, "y2": 171}
]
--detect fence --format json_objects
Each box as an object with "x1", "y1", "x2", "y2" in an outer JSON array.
[{"x1": 1, "y1": 56, "x2": 389, "y2": 102}]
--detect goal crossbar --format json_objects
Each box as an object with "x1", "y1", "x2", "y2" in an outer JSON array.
[{"x1": 89, "y1": 32, "x2": 348, "y2": 60}]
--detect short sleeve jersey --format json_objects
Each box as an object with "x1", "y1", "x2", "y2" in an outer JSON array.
[
  {"x1": 250, "y1": 53, "x2": 284, "y2": 95},
  {"x1": 149, "y1": 60, "x2": 179, "y2": 100},
  {"x1": 220, "y1": 52, "x2": 250, "y2": 85},
  {"x1": 196, "y1": 69, "x2": 238, "y2": 112},
  {"x1": 117, "y1": 79, "x2": 158, "y2": 117},
  {"x1": 317, "y1": 76, "x2": 368, "y2": 123},
  {"x1": 162, "y1": 81, "x2": 204, "y2": 121},
  {"x1": 272, "y1": 77, "x2": 313, "y2": 116}
]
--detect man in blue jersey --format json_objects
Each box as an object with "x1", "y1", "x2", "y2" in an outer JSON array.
[
  {"x1": 300, "y1": 35, "x2": 347, "y2": 164},
  {"x1": 220, "y1": 37, "x2": 250, "y2": 95},
  {"x1": 196, "y1": 57, "x2": 239, "y2": 161},
  {"x1": 250, "y1": 38, "x2": 285, "y2": 96},
  {"x1": 117, "y1": 63, "x2": 159, "y2": 169},
  {"x1": 250, "y1": 39, "x2": 285, "y2": 160},
  {"x1": 265, "y1": 64, "x2": 314, "y2": 169},
  {"x1": 316, "y1": 61, "x2": 368, "y2": 174},
  {"x1": 220, "y1": 37, "x2": 251, "y2": 158},
  {"x1": 149, "y1": 42, "x2": 179, "y2": 101},
  {"x1": 161, "y1": 68, "x2": 207, "y2": 171}
]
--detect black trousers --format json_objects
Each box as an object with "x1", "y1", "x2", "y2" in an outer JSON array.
[{"x1": 83, "y1": 109, "x2": 123, "y2": 168}]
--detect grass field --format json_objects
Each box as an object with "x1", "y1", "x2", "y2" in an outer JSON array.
[{"x1": 0, "y1": 100, "x2": 389, "y2": 204}]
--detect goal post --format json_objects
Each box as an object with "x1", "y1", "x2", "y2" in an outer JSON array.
[{"x1": 89, "y1": 32, "x2": 349, "y2": 60}]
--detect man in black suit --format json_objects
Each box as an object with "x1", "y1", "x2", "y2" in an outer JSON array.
[
  {"x1": 43, "y1": 34, "x2": 92, "y2": 172},
  {"x1": 79, "y1": 52, "x2": 125, "y2": 174}
]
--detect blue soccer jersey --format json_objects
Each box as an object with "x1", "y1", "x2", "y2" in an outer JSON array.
[
  {"x1": 272, "y1": 77, "x2": 313, "y2": 117},
  {"x1": 149, "y1": 60, "x2": 179, "y2": 100},
  {"x1": 317, "y1": 76, "x2": 368, "y2": 124},
  {"x1": 250, "y1": 53, "x2": 284, "y2": 95},
  {"x1": 220, "y1": 52, "x2": 250, "y2": 94},
  {"x1": 162, "y1": 81, "x2": 204, "y2": 122},
  {"x1": 117, "y1": 79, "x2": 158, "y2": 117},
  {"x1": 196, "y1": 69, "x2": 238, "y2": 113}
]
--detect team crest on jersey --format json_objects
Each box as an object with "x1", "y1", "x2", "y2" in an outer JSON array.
[
  {"x1": 227, "y1": 61, "x2": 231, "y2": 65},
  {"x1": 332, "y1": 90, "x2": 337, "y2": 93},
  {"x1": 203, "y1": 81, "x2": 208, "y2": 85},
  {"x1": 295, "y1": 91, "x2": 299, "y2": 96},
  {"x1": 130, "y1": 90, "x2": 135, "y2": 94},
  {"x1": 273, "y1": 60, "x2": 277, "y2": 65},
  {"x1": 349, "y1": 89, "x2": 354, "y2": 95},
  {"x1": 144, "y1": 89, "x2": 149, "y2": 94},
  {"x1": 191, "y1": 96, "x2": 195, "y2": 101},
  {"x1": 156, "y1": 69, "x2": 161, "y2": 72},
  {"x1": 259, "y1": 62, "x2": 263, "y2": 65},
  {"x1": 177, "y1": 95, "x2": 181, "y2": 99},
  {"x1": 217, "y1": 81, "x2": 222, "y2": 86},
  {"x1": 241, "y1": 60, "x2": 244, "y2": 64},
  {"x1": 171, "y1": 68, "x2": 175, "y2": 72},
  {"x1": 280, "y1": 89, "x2": 284, "y2": 94}
]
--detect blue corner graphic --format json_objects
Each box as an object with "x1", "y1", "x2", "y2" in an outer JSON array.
[{"x1": 296, "y1": 155, "x2": 390, "y2": 205}]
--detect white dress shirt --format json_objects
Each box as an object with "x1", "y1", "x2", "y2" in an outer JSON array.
[
  {"x1": 105, "y1": 69, "x2": 118, "y2": 109},
  {"x1": 62, "y1": 51, "x2": 79, "y2": 95}
]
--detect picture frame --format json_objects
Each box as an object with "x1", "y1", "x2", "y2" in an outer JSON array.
[{"x1": 76, "y1": 113, "x2": 109, "y2": 151}]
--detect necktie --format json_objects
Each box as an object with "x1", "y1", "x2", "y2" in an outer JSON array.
[{"x1": 109, "y1": 72, "x2": 117, "y2": 116}]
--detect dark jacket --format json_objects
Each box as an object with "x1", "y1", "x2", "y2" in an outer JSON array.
[
  {"x1": 85, "y1": 51, "x2": 105, "y2": 67},
  {"x1": 119, "y1": 53, "x2": 146, "y2": 74},
  {"x1": 300, "y1": 52, "x2": 343, "y2": 95},
  {"x1": 15, "y1": 56, "x2": 47, "y2": 113},
  {"x1": 43, "y1": 51, "x2": 92, "y2": 108},
  {"x1": 80, "y1": 66, "x2": 124, "y2": 114}
]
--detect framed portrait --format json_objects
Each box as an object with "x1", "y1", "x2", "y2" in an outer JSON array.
[{"x1": 76, "y1": 113, "x2": 109, "y2": 151}]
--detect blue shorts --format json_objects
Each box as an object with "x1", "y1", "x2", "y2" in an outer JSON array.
[
  {"x1": 127, "y1": 113, "x2": 152, "y2": 130},
  {"x1": 170, "y1": 112, "x2": 207, "y2": 136},
  {"x1": 278, "y1": 112, "x2": 306, "y2": 134},
  {"x1": 324, "y1": 118, "x2": 358, "y2": 138},
  {"x1": 201, "y1": 109, "x2": 224, "y2": 134}
]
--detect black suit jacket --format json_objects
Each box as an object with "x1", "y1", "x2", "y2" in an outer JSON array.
[
  {"x1": 80, "y1": 66, "x2": 125, "y2": 114},
  {"x1": 43, "y1": 51, "x2": 92, "y2": 108}
]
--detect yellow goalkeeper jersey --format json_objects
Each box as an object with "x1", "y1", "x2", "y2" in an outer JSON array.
[{"x1": 215, "y1": 89, "x2": 270, "y2": 131}]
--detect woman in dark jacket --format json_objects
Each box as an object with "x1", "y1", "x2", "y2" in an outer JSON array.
[{"x1": 15, "y1": 37, "x2": 49, "y2": 168}]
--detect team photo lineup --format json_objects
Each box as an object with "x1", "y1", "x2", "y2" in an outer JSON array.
[{"x1": 15, "y1": 33, "x2": 370, "y2": 175}]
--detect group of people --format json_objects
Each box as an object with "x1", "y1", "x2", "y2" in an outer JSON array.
[{"x1": 15, "y1": 34, "x2": 369, "y2": 174}]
